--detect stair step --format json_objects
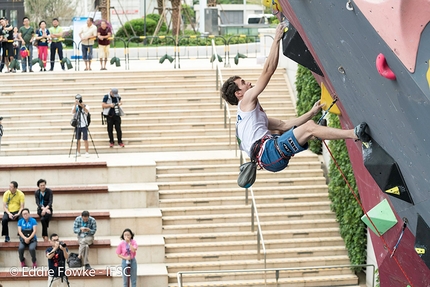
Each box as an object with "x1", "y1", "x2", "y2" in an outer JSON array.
[
  {"x1": 167, "y1": 274, "x2": 358, "y2": 286},
  {"x1": 162, "y1": 218, "x2": 339, "y2": 234}
]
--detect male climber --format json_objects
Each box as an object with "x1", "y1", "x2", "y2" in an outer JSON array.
[{"x1": 221, "y1": 23, "x2": 370, "y2": 172}]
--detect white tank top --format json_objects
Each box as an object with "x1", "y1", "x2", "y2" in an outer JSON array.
[{"x1": 236, "y1": 101, "x2": 271, "y2": 157}]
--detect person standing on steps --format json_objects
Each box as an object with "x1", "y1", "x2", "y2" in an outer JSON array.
[
  {"x1": 79, "y1": 17, "x2": 97, "y2": 71},
  {"x1": 48, "y1": 18, "x2": 65, "y2": 71},
  {"x1": 97, "y1": 20, "x2": 111, "y2": 70},
  {"x1": 102, "y1": 88, "x2": 124, "y2": 148},
  {"x1": 18, "y1": 17, "x2": 34, "y2": 73},
  {"x1": 116, "y1": 228, "x2": 138, "y2": 287}
]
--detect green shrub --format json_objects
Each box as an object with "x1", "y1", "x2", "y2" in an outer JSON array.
[
  {"x1": 295, "y1": 65, "x2": 367, "y2": 272},
  {"x1": 115, "y1": 15, "x2": 167, "y2": 41},
  {"x1": 327, "y1": 113, "x2": 366, "y2": 271},
  {"x1": 295, "y1": 65, "x2": 322, "y2": 154}
]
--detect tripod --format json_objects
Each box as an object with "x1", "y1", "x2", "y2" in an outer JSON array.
[
  {"x1": 49, "y1": 275, "x2": 70, "y2": 287},
  {"x1": 68, "y1": 104, "x2": 98, "y2": 160}
]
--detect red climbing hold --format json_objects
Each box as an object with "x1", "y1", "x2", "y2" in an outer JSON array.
[{"x1": 376, "y1": 53, "x2": 396, "y2": 80}]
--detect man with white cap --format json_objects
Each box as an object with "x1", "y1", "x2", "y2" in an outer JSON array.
[{"x1": 102, "y1": 88, "x2": 124, "y2": 148}]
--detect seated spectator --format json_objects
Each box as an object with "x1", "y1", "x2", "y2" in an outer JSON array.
[
  {"x1": 73, "y1": 210, "x2": 97, "y2": 270},
  {"x1": 34, "y1": 179, "x2": 52, "y2": 242},
  {"x1": 2, "y1": 181, "x2": 25, "y2": 242},
  {"x1": 17, "y1": 208, "x2": 37, "y2": 268}
]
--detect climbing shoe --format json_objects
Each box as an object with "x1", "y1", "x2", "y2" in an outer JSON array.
[{"x1": 354, "y1": 122, "x2": 371, "y2": 142}]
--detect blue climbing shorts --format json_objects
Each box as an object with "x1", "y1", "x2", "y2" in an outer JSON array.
[{"x1": 259, "y1": 127, "x2": 308, "y2": 172}]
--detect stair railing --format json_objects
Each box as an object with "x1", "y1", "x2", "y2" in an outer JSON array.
[
  {"x1": 177, "y1": 264, "x2": 376, "y2": 287},
  {"x1": 212, "y1": 39, "x2": 233, "y2": 151},
  {"x1": 240, "y1": 150, "x2": 267, "y2": 272}
]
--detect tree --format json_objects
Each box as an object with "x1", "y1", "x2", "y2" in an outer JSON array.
[
  {"x1": 25, "y1": 0, "x2": 76, "y2": 27},
  {"x1": 170, "y1": 0, "x2": 181, "y2": 37}
]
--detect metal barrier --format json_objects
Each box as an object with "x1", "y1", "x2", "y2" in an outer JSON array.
[
  {"x1": 126, "y1": 35, "x2": 177, "y2": 68},
  {"x1": 7, "y1": 33, "x2": 266, "y2": 71},
  {"x1": 226, "y1": 34, "x2": 260, "y2": 67},
  {"x1": 179, "y1": 35, "x2": 228, "y2": 68},
  {"x1": 177, "y1": 264, "x2": 376, "y2": 287},
  {"x1": 211, "y1": 39, "x2": 232, "y2": 150},
  {"x1": 77, "y1": 37, "x2": 128, "y2": 71}
]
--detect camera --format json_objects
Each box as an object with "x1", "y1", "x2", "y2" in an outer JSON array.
[
  {"x1": 114, "y1": 103, "x2": 120, "y2": 115},
  {"x1": 60, "y1": 241, "x2": 67, "y2": 248},
  {"x1": 75, "y1": 94, "x2": 83, "y2": 103}
]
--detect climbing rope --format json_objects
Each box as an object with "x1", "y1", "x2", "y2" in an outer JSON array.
[{"x1": 322, "y1": 139, "x2": 414, "y2": 287}]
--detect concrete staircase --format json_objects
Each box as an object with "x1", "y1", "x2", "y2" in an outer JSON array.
[
  {"x1": 0, "y1": 69, "x2": 290, "y2": 156},
  {"x1": 158, "y1": 154, "x2": 359, "y2": 287},
  {"x1": 0, "y1": 68, "x2": 360, "y2": 287}
]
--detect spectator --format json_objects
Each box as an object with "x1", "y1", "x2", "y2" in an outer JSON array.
[
  {"x1": 79, "y1": 17, "x2": 97, "y2": 71},
  {"x1": 12, "y1": 27, "x2": 20, "y2": 62},
  {"x1": 2, "y1": 181, "x2": 25, "y2": 242},
  {"x1": 18, "y1": 16, "x2": 34, "y2": 72},
  {"x1": 116, "y1": 228, "x2": 138, "y2": 287},
  {"x1": 72, "y1": 94, "x2": 90, "y2": 157},
  {"x1": 35, "y1": 20, "x2": 50, "y2": 71},
  {"x1": 1, "y1": 17, "x2": 15, "y2": 73},
  {"x1": 97, "y1": 20, "x2": 111, "y2": 70},
  {"x1": 49, "y1": 18, "x2": 64, "y2": 71},
  {"x1": 17, "y1": 208, "x2": 37, "y2": 268},
  {"x1": 46, "y1": 233, "x2": 69, "y2": 286},
  {"x1": 73, "y1": 210, "x2": 97, "y2": 270},
  {"x1": 35, "y1": 179, "x2": 53, "y2": 242},
  {"x1": 102, "y1": 88, "x2": 124, "y2": 148}
]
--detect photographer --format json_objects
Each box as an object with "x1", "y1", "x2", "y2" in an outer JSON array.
[
  {"x1": 72, "y1": 94, "x2": 90, "y2": 157},
  {"x1": 46, "y1": 233, "x2": 69, "y2": 287},
  {"x1": 102, "y1": 88, "x2": 124, "y2": 148}
]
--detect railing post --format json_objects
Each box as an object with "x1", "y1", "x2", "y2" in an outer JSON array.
[
  {"x1": 177, "y1": 272, "x2": 183, "y2": 287},
  {"x1": 216, "y1": 68, "x2": 219, "y2": 91},
  {"x1": 229, "y1": 117, "x2": 231, "y2": 149},
  {"x1": 251, "y1": 202, "x2": 255, "y2": 232},
  {"x1": 257, "y1": 230, "x2": 261, "y2": 260},
  {"x1": 224, "y1": 106, "x2": 227, "y2": 128}
]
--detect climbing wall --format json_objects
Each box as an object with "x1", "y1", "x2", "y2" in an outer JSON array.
[{"x1": 270, "y1": 1, "x2": 430, "y2": 286}]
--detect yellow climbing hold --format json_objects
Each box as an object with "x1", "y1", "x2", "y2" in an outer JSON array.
[
  {"x1": 320, "y1": 82, "x2": 341, "y2": 115},
  {"x1": 385, "y1": 186, "x2": 401, "y2": 195},
  {"x1": 415, "y1": 247, "x2": 425, "y2": 255},
  {"x1": 427, "y1": 60, "x2": 430, "y2": 89},
  {"x1": 262, "y1": 0, "x2": 283, "y2": 12}
]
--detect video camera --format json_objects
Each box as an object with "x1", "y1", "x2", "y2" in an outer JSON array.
[{"x1": 60, "y1": 241, "x2": 67, "y2": 248}]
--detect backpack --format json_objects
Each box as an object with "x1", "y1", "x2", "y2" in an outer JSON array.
[
  {"x1": 67, "y1": 252, "x2": 82, "y2": 268},
  {"x1": 70, "y1": 108, "x2": 91, "y2": 127}
]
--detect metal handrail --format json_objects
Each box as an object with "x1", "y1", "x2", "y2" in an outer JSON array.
[
  {"x1": 240, "y1": 151, "x2": 267, "y2": 272},
  {"x1": 177, "y1": 264, "x2": 376, "y2": 287},
  {"x1": 211, "y1": 39, "x2": 232, "y2": 150}
]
